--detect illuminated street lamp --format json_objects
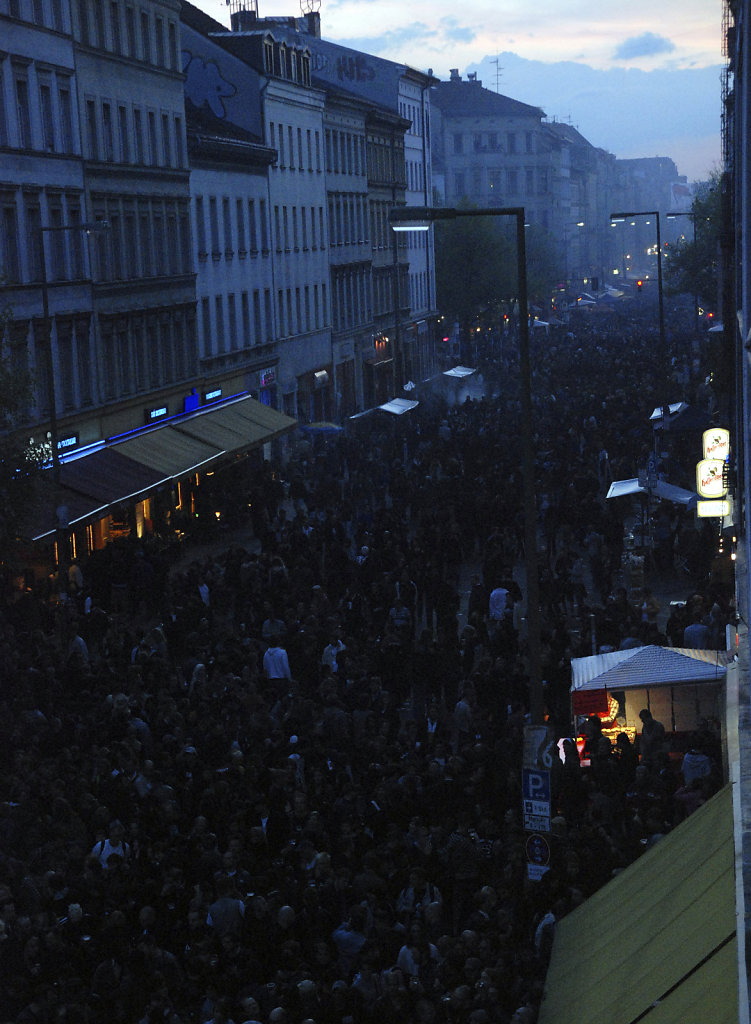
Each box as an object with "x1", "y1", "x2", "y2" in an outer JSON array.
[
  {"x1": 390, "y1": 204, "x2": 543, "y2": 724},
  {"x1": 39, "y1": 219, "x2": 108, "y2": 482},
  {"x1": 610, "y1": 210, "x2": 669, "y2": 435}
]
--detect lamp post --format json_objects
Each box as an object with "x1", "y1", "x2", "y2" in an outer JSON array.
[
  {"x1": 610, "y1": 210, "x2": 669, "y2": 435},
  {"x1": 390, "y1": 205, "x2": 543, "y2": 725},
  {"x1": 39, "y1": 219, "x2": 108, "y2": 483}
]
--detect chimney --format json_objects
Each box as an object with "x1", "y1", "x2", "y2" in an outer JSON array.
[
  {"x1": 449, "y1": 68, "x2": 460, "y2": 81},
  {"x1": 305, "y1": 11, "x2": 321, "y2": 37},
  {"x1": 228, "y1": 0, "x2": 259, "y2": 31}
]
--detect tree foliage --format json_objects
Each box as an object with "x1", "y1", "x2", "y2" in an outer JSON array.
[
  {"x1": 0, "y1": 302, "x2": 49, "y2": 559},
  {"x1": 664, "y1": 175, "x2": 722, "y2": 310}
]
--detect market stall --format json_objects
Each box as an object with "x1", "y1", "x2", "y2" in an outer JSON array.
[{"x1": 570, "y1": 644, "x2": 730, "y2": 750}]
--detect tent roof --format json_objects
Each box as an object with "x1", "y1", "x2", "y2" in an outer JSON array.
[
  {"x1": 606, "y1": 477, "x2": 697, "y2": 506},
  {"x1": 571, "y1": 644, "x2": 728, "y2": 692},
  {"x1": 537, "y1": 785, "x2": 737, "y2": 1024},
  {"x1": 442, "y1": 365, "x2": 477, "y2": 379}
]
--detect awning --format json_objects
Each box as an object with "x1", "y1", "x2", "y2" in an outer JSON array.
[
  {"x1": 571, "y1": 644, "x2": 728, "y2": 693},
  {"x1": 442, "y1": 365, "x2": 477, "y2": 379},
  {"x1": 537, "y1": 785, "x2": 737, "y2": 1024},
  {"x1": 606, "y1": 477, "x2": 697, "y2": 507},
  {"x1": 28, "y1": 395, "x2": 297, "y2": 540},
  {"x1": 378, "y1": 398, "x2": 419, "y2": 415},
  {"x1": 173, "y1": 396, "x2": 297, "y2": 450}
]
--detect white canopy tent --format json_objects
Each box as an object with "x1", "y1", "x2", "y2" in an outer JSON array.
[
  {"x1": 442, "y1": 365, "x2": 476, "y2": 380},
  {"x1": 570, "y1": 644, "x2": 729, "y2": 732},
  {"x1": 606, "y1": 477, "x2": 697, "y2": 507}
]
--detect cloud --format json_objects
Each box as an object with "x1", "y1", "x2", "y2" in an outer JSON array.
[
  {"x1": 438, "y1": 17, "x2": 477, "y2": 45},
  {"x1": 614, "y1": 32, "x2": 676, "y2": 62}
]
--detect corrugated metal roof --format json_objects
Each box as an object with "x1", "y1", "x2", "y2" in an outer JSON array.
[{"x1": 571, "y1": 645, "x2": 729, "y2": 691}]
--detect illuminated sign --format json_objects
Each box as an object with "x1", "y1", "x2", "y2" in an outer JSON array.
[
  {"x1": 57, "y1": 435, "x2": 78, "y2": 450},
  {"x1": 702, "y1": 427, "x2": 730, "y2": 461},
  {"x1": 146, "y1": 406, "x2": 168, "y2": 423},
  {"x1": 205, "y1": 388, "x2": 223, "y2": 401},
  {"x1": 696, "y1": 458, "x2": 727, "y2": 498},
  {"x1": 697, "y1": 499, "x2": 730, "y2": 518},
  {"x1": 260, "y1": 367, "x2": 276, "y2": 387}
]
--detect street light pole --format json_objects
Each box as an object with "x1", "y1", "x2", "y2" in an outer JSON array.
[
  {"x1": 390, "y1": 205, "x2": 543, "y2": 724},
  {"x1": 39, "y1": 219, "x2": 108, "y2": 483},
  {"x1": 611, "y1": 210, "x2": 669, "y2": 434}
]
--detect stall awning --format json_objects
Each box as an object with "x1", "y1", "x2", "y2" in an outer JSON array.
[
  {"x1": 537, "y1": 785, "x2": 737, "y2": 1024},
  {"x1": 442, "y1": 365, "x2": 477, "y2": 379},
  {"x1": 378, "y1": 398, "x2": 419, "y2": 415},
  {"x1": 28, "y1": 396, "x2": 297, "y2": 540},
  {"x1": 571, "y1": 645, "x2": 728, "y2": 693},
  {"x1": 606, "y1": 477, "x2": 698, "y2": 507}
]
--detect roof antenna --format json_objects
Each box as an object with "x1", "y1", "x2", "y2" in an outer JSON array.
[{"x1": 490, "y1": 55, "x2": 502, "y2": 93}]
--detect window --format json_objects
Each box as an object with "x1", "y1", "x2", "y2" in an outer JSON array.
[
  {"x1": 209, "y1": 196, "x2": 219, "y2": 255},
  {"x1": 32, "y1": 0, "x2": 44, "y2": 26},
  {"x1": 39, "y1": 81, "x2": 55, "y2": 151},
  {"x1": 14, "y1": 73, "x2": 31, "y2": 149},
  {"x1": 125, "y1": 6, "x2": 136, "y2": 56},
  {"x1": 155, "y1": 17, "x2": 165, "y2": 67},
  {"x1": 168, "y1": 22, "x2": 178, "y2": 70},
  {"x1": 77, "y1": 0, "x2": 90, "y2": 44},
  {"x1": 201, "y1": 297, "x2": 211, "y2": 353},
  {"x1": 1, "y1": 200, "x2": 20, "y2": 283},
  {"x1": 118, "y1": 105, "x2": 129, "y2": 162},
  {"x1": 215, "y1": 296, "x2": 225, "y2": 352},
  {"x1": 58, "y1": 81, "x2": 73, "y2": 153},
  {"x1": 248, "y1": 198, "x2": 257, "y2": 252},
  {"x1": 525, "y1": 131, "x2": 534, "y2": 154},
  {"x1": 139, "y1": 206, "x2": 152, "y2": 274},
  {"x1": 133, "y1": 107, "x2": 144, "y2": 163},
  {"x1": 453, "y1": 132, "x2": 463, "y2": 154},
  {"x1": 140, "y1": 10, "x2": 151, "y2": 63},
  {"x1": 147, "y1": 110, "x2": 157, "y2": 165},
  {"x1": 253, "y1": 290, "x2": 261, "y2": 343},
  {"x1": 86, "y1": 98, "x2": 98, "y2": 158},
  {"x1": 241, "y1": 292, "x2": 250, "y2": 345},
  {"x1": 68, "y1": 204, "x2": 84, "y2": 278},
  {"x1": 173, "y1": 115, "x2": 183, "y2": 166},
  {"x1": 506, "y1": 169, "x2": 518, "y2": 194},
  {"x1": 93, "y1": 2, "x2": 105, "y2": 47},
  {"x1": 236, "y1": 198, "x2": 246, "y2": 253},
  {"x1": 506, "y1": 132, "x2": 517, "y2": 154},
  {"x1": 194, "y1": 197, "x2": 205, "y2": 255},
  {"x1": 25, "y1": 199, "x2": 42, "y2": 281},
  {"x1": 222, "y1": 197, "x2": 232, "y2": 254},
  {"x1": 489, "y1": 169, "x2": 502, "y2": 194},
  {"x1": 0, "y1": 67, "x2": 7, "y2": 147},
  {"x1": 228, "y1": 293, "x2": 237, "y2": 350},
  {"x1": 102, "y1": 101, "x2": 114, "y2": 161},
  {"x1": 110, "y1": 2, "x2": 121, "y2": 53},
  {"x1": 161, "y1": 112, "x2": 171, "y2": 165},
  {"x1": 259, "y1": 199, "x2": 268, "y2": 251}
]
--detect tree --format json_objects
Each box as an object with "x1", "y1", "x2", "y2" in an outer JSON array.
[
  {"x1": 664, "y1": 175, "x2": 722, "y2": 311},
  {"x1": 0, "y1": 300, "x2": 49, "y2": 566}
]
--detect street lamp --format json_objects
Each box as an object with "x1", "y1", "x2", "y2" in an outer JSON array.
[
  {"x1": 390, "y1": 204, "x2": 543, "y2": 725},
  {"x1": 39, "y1": 219, "x2": 108, "y2": 482},
  {"x1": 610, "y1": 210, "x2": 669, "y2": 434}
]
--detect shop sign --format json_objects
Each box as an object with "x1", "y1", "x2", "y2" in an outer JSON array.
[
  {"x1": 702, "y1": 427, "x2": 730, "y2": 461},
  {"x1": 260, "y1": 367, "x2": 276, "y2": 387},
  {"x1": 697, "y1": 499, "x2": 730, "y2": 518},
  {"x1": 146, "y1": 405, "x2": 168, "y2": 423},
  {"x1": 696, "y1": 458, "x2": 727, "y2": 498}
]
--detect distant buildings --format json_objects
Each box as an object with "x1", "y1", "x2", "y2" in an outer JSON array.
[{"x1": 0, "y1": 0, "x2": 695, "y2": 562}]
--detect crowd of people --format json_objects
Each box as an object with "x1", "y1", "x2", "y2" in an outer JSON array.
[{"x1": 0, "y1": 305, "x2": 729, "y2": 1023}]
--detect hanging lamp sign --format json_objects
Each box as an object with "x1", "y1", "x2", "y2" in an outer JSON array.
[
  {"x1": 702, "y1": 427, "x2": 730, "y2": 461},
  {"x1": 696, "y1": 459, "x2": 727, "y2": 498}
]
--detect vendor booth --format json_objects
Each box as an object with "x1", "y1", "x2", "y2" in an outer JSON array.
[{"x1": 571, "y1": 644, "x2": 730, "y2": 750}]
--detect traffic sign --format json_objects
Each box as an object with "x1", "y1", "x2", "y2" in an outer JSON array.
[
  {"x1": 525, "y1": 833, "x2": 551, "y2": 880},
  {"x1": 522, "y1": 768, "x2": 551, "y2": 832}
]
